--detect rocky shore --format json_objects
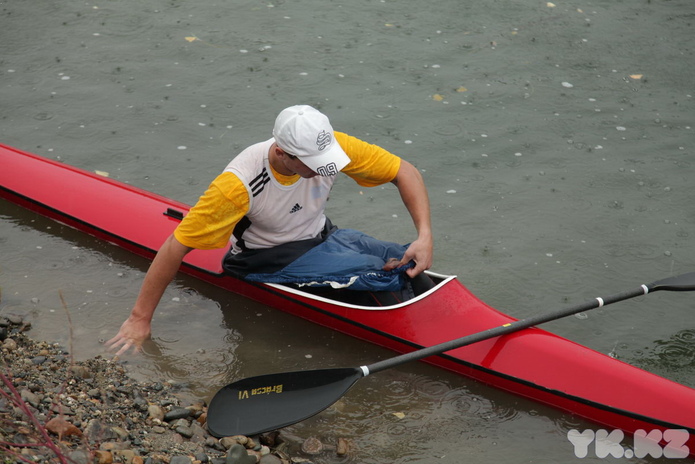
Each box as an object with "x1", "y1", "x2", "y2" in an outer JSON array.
[{"x1": 0, "y1": 315, "x2": 351, "y2": 464}]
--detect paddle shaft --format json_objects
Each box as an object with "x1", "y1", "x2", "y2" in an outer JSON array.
[{"x1": 364, "y1": 281, "x2": 657, "y2": 376}]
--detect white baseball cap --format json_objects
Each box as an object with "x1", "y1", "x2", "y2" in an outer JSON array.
[{"x1": 272, "y1": 105, "x2": 350, "y2": 176}]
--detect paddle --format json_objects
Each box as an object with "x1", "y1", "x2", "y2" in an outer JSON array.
[{"x1": 206, "y1": 272, "x2": 695, "y2": 438}]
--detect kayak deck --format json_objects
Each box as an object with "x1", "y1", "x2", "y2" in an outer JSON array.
[{"x1": 1, "y1": 143, "x2": 693, "y2": 455}]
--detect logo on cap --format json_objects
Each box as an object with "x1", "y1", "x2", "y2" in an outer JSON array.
[
  {"x1": 316, "y1": 130, "x2": 331, "y2": 152},
  {"x1": 317, "y1": 163, "x2": 339, "y2": 176}
]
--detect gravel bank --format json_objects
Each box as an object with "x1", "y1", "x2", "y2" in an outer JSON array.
[{"x1": 1, "y1": 315, "x2": 351, "y2": 464}]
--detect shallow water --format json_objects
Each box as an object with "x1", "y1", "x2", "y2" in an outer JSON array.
[{"x1": 1, "y1": 0, "x2": 694, "y2": 462}]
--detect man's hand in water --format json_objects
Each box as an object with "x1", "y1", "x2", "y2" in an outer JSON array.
[{"x1": 106, "y1": 315, "x2": 151, "y2": 357}]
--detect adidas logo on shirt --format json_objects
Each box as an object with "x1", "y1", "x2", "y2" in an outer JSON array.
[{"x1": 289, "y1": 203, "x2": 303, "y2": 214}]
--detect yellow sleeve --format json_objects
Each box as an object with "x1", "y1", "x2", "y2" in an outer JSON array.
[
  {"x1": 174, "y1": 172, "x2": 250, "y2": 250},
  {"x1": 335, "y1": 132, "x2": 402, "y2": 187}
]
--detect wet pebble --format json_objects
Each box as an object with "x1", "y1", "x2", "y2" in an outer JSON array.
[
  {"x1": 70, "y1": 365, "x2": 92, "y2": 379},
  {"x1": 148, "y1": 404, "x2": 165, "y2": 421},
  {"x1": 3, "y1": 338, "x2": 18, "y2": 350},
  {"x1": 164, "y1": 407, "x2": 192, "y2": 421},
  {"x1": 259, "y1": 455, "x2": 282, "y2": 464},
  {"x1": 175, "y1": 425, "x2": 194, "y2": 438},
  {"x1": 225, "y1": 444, "x2": 256, "y2": 464},
  {"x1": 94, "y1": 450, "x2": 113, "y2": 464},
  {"x1": 337, "y1": 437, "x2": 351, "y2": 456},
  {"x1": 20, "y1": 389, "x2": 40, "y2": 408},
  {"x1": 301, "y1": 436, "x2": 323, "y2": 455},
  {"x1": 68, "y1": 449, "x2": 91, "y2": 464},
  {"x1": 170, "y1": 456, "x2": 192, "y2": 464},
  {"x1": 5, "y1": 314, "x2": 24, "y2": 325}
]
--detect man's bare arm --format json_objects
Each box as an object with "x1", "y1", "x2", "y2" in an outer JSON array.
[
  {"x1": 106, "y1": 234, "x2": 192, "y2": 356},
  {"x1": 389, "y1": 160, "x2": 433, "y2": 276}
]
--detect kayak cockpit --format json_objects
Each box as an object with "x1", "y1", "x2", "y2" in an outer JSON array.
[{"x1": 265, "y1": 271, "x2": 456, "y2": 310}]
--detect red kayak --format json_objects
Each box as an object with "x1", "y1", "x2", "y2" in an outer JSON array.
[{"x1": 1, "y1": 143, "x2": 693, "y2": 457}]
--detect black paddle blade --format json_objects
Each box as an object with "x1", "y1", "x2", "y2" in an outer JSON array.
[
  {"x1": 207, "y1": 367, "x2": 363, "y2": 438},
  {"x1": 650, "y1": 271, "x2": 695, "y2": 292}
]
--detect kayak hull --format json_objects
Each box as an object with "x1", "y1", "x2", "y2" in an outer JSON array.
[{"x1": 1, "y1": 143, "x2": 693, "y2": 456}]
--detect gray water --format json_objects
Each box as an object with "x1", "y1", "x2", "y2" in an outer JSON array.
[{"x1": 1, "y1": 0, "x2": 694, "y2": 462}]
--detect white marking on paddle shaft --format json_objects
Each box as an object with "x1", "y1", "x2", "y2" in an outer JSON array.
[
  {"x1": 360, "y1": 366, "x2": 370, "y2": 377},
  {"x1": 596, "y1": 284, "x2": 649, "y2": 308}
]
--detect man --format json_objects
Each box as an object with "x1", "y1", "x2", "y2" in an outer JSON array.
[{"x1": 107, "y1": 105, "x2": 432, "y2": 356}]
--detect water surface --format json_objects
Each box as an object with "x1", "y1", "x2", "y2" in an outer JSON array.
[{"x1": 1, "y1": 0, "x2": 694, "y2": 462}]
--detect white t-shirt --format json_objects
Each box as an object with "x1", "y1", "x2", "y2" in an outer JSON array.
[
  {"x1": 174, "y1": 132, "x2": 402, "y2": 251},
  {"x1": 225, "y1": 139, "x2": 335, "y2": 252}
]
